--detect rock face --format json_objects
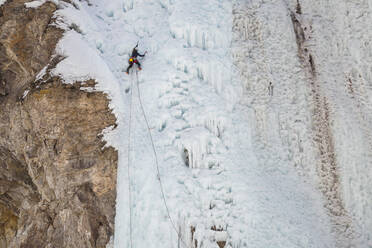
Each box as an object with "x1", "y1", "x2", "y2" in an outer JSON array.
[{"x1": 0, "y1": 1, "x2": 117, "y2": 247}]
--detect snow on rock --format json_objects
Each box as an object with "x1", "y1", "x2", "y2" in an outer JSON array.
[
  {"x1": 53, "y1": 0, "x2": 101, "y2": 35},
  {"x1": 25, "y1": 0, "x2": 46, "y2": 8},
  {"x1": 22, "y1": 89, "x2": 29, "y2": 99},
  {"x1": 35, "y1": 64, "x2": 48, "y2": 81},
  {"x1": 24, "y1": 0, "x2": 58, "y2": 8},
  {"x1": 52, "y1": 31, "x2": 116, "y2": 86}
]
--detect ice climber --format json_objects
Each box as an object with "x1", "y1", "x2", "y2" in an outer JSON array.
[{"x1": 126, "y1": 43, "x2": 146, "y2": 74}]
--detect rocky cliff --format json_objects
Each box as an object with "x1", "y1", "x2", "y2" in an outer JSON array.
[{"x1": 0, "y1": 1, "x2": 117, "y2": 247}]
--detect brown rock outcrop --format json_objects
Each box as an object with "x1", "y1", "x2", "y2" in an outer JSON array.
[{"x1": 0, "y1": 1, "x2": 118, "y2": 247}]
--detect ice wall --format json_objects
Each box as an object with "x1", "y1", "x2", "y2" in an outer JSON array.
[
  {"x1": 233, "y1": 0, "x2": 372, "y2": 246},
  {"x1": 292, "y1": 0, "x2": 372, "y2": 246},
  {"x1": 232, "y1": 0, "x2": 319, "y2": 191},
  {"x1": 163, "y1": 0, "x2": 336, "y2": 247},
  {"x1": 48, "y1": 0, "x2": 372, "y2": 247}
]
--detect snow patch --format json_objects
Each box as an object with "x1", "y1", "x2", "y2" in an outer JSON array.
[
  {"x1": 54, "y1": 1, "x2": 100, "y2": 35},
  {"x1": 25, "y1": 0, "x2": 47, "y2": 8},
  {"x1": 0, "y1": 0, "x2": 7, "y2": 7},
  {"x1": 36, "y1": 65, "x2": 48, "y2": 81},
  {"x1": 25, "y1": 0, "x2": 59, "y2": 9},
  {"x1": 22, "y1": 90, "x2": 29, "y2": 99},
  {"x1": 52, "y1": 31, "x2": 117, "y2": 86}
]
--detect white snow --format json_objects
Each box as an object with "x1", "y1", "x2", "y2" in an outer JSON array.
[
  {"x1": 25, "y1": 0, "x2": 47, "y2": 8},
  {"x1": 22, "y1": 90, "x2": 29, "y2": 99},
  {"x1": 47, "y1": 0, "x2": 372, "y2": 247},
  {"x1": 35, "y1": 65, "x2": 48, "y2": 81},
  {"x1": 24, "y1": 0, "x2": 59, "y2": 8},
  {"x1": 52, "y1": 31, "x2": 117, "y2": 86}
]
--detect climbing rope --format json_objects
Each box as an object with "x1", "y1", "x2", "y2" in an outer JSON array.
[
  {"x1": 135, "y1": 70, "x2": 191, "y2": 248},
  {"x1": 127, "y1": 74, "x2": 134, "y2": 248}
]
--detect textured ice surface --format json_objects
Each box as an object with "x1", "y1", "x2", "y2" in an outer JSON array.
[{"x1": 46, "y1": 0, "x2": 372, "y2": 247}]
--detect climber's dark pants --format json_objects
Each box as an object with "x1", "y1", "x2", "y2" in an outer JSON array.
[{"x1": 126, "y1": 59, "x2": 141, "y2": 73}]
